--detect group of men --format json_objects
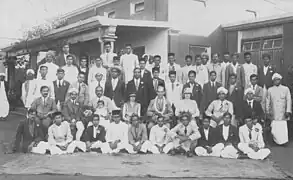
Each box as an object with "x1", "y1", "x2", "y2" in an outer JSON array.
[{"x1": 10, "y1": 42, "x2": 292, "y2": 160}]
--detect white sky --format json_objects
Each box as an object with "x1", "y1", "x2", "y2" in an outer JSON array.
[{"x1": 1, "y1": 0, "x2": 293, "y2": 48}]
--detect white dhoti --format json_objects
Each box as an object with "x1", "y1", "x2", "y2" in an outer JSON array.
[
  {"x1": 76, "y1": 121, "x2": 85, "y2": 141},
  {"x1": 90, "y1": 141, "x2": 111, "y2": 154},
  {"x1": 173, "y1": 139, "x2": 197, "y2": 152},
  {"x1": 0, "y1": 86, "x2": 9, "y2": 118},
  {"x1": 49, "y1": 141, "x2": 86, "y2": 155},
  {"x1": 107, "y1": 141, "x2": 135, "y2": 154},
  {"x1": 220, "y1": 145, "x2": 239, "y2": 159},
  {"x1": 149, "y1": 142, "x2": 174, "y2": 154},
  {"x1": 238, "y1": 143, "x2": 270, "y2": 160},
  {"x1": 195, "y1": 143, "x2": 224, "y2": 157},
  {"x1": 271, "y1": 120, "x2": 288, "y2": 145},
  {"x1": 31, "y1": 141, "x2": 50, "y2": 154},
  {"x1": 131, "y1": 141, "x2": 152, "y2": 153}
]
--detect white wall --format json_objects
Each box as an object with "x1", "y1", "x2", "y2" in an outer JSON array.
[
  {"x1": 116, "y1": 28, "x2": 169, "y2": 65},
  {"x1": 168, "y1": 0, "x2": 293, "y2": 37}
]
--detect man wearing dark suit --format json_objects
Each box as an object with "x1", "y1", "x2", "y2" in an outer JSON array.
[
  {"x1": 150, "y1": 67, "x2": 165, "y2": 100},
  {"x1": 67, "y1": 72, "x2": 90, "y2": 106},
  {"x1": 195, "y1": 117, "x2": 224, "y2": 157},
  {"x1": 55, "y1": 44, "x2": 77, "y2": 67},
  {"x1": 242, "y1": 88, "x2": 264, "y2": 123},
  {"x1": 200, "y1": 71, "x2": 221, "y2": 116},
  {"x1": 139, "y1": 58, "x2": 153, "y2": 85},
  {"x1": 257, "y1": 54, "x2": 276, "y2": 90},
  {"x1": 83, "y1": 114, "x2": 107, "y2": 153},
  {"x1": 226, "y1": 74, "x2": 244, "y2": 126},
  {"x1": 78, "y1": 56, "x2": 89, "y2": 85},
  {"x1": 215, "y1": 112, "x2": 239, "y2": 159},
  {"x1": 31, "y1": 86, "x2": 57, "y2": 129},
  {"x1": 13, "y1": 109, "x2": 47, "y2": 153},
  {"x1": 104, "y1": 67, "x2": 125, "y2": 109},
  {"x1": 53, "y1": 69, "x2": 70, "y2": 110},
  {"x1": 182, "y1": 70, "x2": 202, "y2": 108},
  {"x1": 126, "y1": 68, "x2": 150, "y2": 116}
]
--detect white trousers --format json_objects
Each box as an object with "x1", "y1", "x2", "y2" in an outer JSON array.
[
  {"x1": 238, "y1": 143, "x2": 271, "y2": 160},
  {"x1": 31, "y1": 141, "x2": 50, "y2": 154},
  {"x1": 195, "y1": 143, "x2": 224, "y2": 157},
  {"x1": 76, "y1": 121, "x2": 85, "y2": 141},
  {"x1": 149, "y1": 142, "x2": 174, "y2": 154},
  {"x1": 49, "y1": 141, "x2": 86, "y2": 155},
  {"x1": 132, "y1": 141, "x2": 152, "y2": 153},
  {"x1": 220, "y1": 145, "x2": 239, "y2": 159},
  {"x1": 90, "y1": 141, "x2": 112, "y2": 154},
  {"x1": 105, "y1": 141, "x2": 135, "y2": 154},
  {"x1": 271, "y1": 120, "x2": 288, "y2": 145}
]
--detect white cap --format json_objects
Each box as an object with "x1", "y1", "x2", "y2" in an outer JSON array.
[
  {"x1": 183, "y1": 88, "x2": 192, "y2": 94},
  {"x1": 26, "y1": 69, "x2": 35, "y2": 75},
  {"x1": 244, "y1": 88, "x2": 254, "y2": 95},
  {"x1": 272, "y1": 73, "x2": 282, "y2": 80},
  {"x1": 68, "y1": 88, "x2": 78, "y2": 94},
  {"x1": 217, "y1": 87, "x2": 228, "y2": 94}
]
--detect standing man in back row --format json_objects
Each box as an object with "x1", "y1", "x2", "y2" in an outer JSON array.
[
  {"x1": 120, "y1": 44, "x2": 139, "y2": 83},
  {"x1": 101, "y1": 42, "x2": 117, "y2": 69},
  {"x1": 242, "y1": 52, "x2": 257, "y2": 90}
]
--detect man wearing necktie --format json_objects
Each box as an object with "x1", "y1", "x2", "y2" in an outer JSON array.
[
  {"x1": 151, "y1": 67, "x2": 165, "y2": 99},
  {"x1": 67, "y1": 72, "x2": 89, "y2": 106},
  {"x1": 238, "y1": 118, "x2": 271, "y2": 160},
  {"x1": 53, "y1": 69, "x2": 70, "y2": 111},
  {"x1": 169, "y1": 112, "x2": 201, "y2": 157}
]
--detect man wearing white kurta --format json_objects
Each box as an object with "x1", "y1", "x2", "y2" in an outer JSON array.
[
  {"x1": 120, "y1": 44, "x2": 139, "y2": 83},
  {"x1": 100, "y1": 42, "x2": 117, "y2": 68},
  {"x1": 165, "y1": 71, "x2": 182, "y2": 110},
  {"x1": 194, "y1": 55, "x2": 209, "y2": 88},
  {"x1": 35, "y1": 66, "x2": 55, "y2": 99},
  {"x1": 266, "y1": 73, "x2": 292, "y2": 145},
  {"x1": 88, "y1": 57, "x2": 107, "y2": 84},
  {"x1": 106, "y1": 110, "x2": 135, "y2": 153},
  {"x1": 181, "y1": 55, "x2": 195, "y2": 84},
  {"x1": 22, "y1": 69, "x2": 38, "y2": 109},
  {"x1": 37, "y1": 51, "x2": 59, "y2": 82},
  {"x1": 149, "y1": 115, "x2": 173, "y2": 154},
  {"x1": 48, "y1": 112, "x2": 86, "y2": 155},
  {"x1": 62, "y1": 55, "x2": 79, "y2": 84},
  {"x1": 242, "y1": 52, "x2": 258, "y2": 90},
  {"x1": 0, "y1": 73, "x2": 9, "y2": 120},
  {"x1": 238, "y1": 118, "x2": 271, "y2": 160}
]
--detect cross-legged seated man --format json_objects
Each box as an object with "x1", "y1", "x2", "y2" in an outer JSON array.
[
  {"x1": 195, "y1": 117, "x2": 224, "y2": 157},
  {"x1": 169, "y1": 112, "x2": 201, "y2": 157},
  {"x1": 128, "y1": 114, "x2": 152, "y2": 154},
  {"x1": 63, "y1": 88, "x2": 85, "y2": 141},
  {"x1": 238, "y1": 117, "x2": 270, "y2": 160},
  {"x1": 48, "y1": 112, "x2": 86, "y2": 155},
  {"x1": 83, "y1": 114, "x2": 109, "y2": 153},
  {"x1": 13, "y1": 109, "x2": 49, "y2": 154},
  {"x1": 216, "y1": 112, "x2": 240, "y2": 159},
  {"x1": 106, "y1": 110, "x2": 135, "y2": 154},
  {"x1": 149, "y1": 115, "x2": 173, "y2": 154}
]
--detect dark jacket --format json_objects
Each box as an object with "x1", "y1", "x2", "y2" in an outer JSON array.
[
  {"x1": 126, "y1": 78, "x2": 150, "y2": 110},
  {"x1": 200, "y1": 81, "x2": 221, "y2": 113},
  {"x1": 257, "y1": 65, "x2": 276, "y2": 89},
  {"x1": 150, "y1": 78, "x2": 165, "y2": 100},
  {"x1": 14, "y1": 118, "x2": 46, "y2": 153},
  {"x1": 215, "y1": 124, "x2": 239, "y2": 148},
  {"x1": 53, "y1": 80, "x2": 70, "y2": 104},
  {"x1": 104, "y1": 78, "x2": 125, "y2": 108},
  {"x1": 83, "y1": 125, "x2": 106, "y2": 143},
  {"x1": 182, "y1": 82, "x2": 202, "y2": 108},
  {"x1": 197, "y1": 126, "x2": 217, "y2": 147},
  {"x1": 62, "y1": 99, "x2": 83, "y2": 122},
  {"x1": 227, "y1": 84, "x2": 244, "y2": 118},
  {"x1": 242, "y1": 100, "x2": 264, "y2": 120}
]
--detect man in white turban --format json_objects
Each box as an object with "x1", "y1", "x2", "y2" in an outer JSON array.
[
  {"x1": 266, "y1": 73, "x2": 292, "y2": 145},
  {"x1": 205, "y1": 87, "x2": 234, "y2": 128},
  {"x1": 22, "y1": 69, "x2": 38, "y2": 109}
]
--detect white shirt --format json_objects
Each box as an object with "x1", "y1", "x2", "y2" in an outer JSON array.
[
  {"x1": 223, "y1": 125, "x2": 230, "y2": 141},
  {"x1": 247, "y1": 100, "x2": 253, "y2": 108},
  {"x1": 88, "y1": 65, "x2": 107, "y2": 83},
  {"x1": 101, "y1": 52, "x2": 117, "y2": 66},
  {"x1": 64, "y1": 53, "x2": 70, "y2": 64},
  {"x1": 93, "y1": 125, "x2": 99, "y2": 138},
  {"x1": 149, "y1": 125, "x2": 170, "y2": 146},
  {"x1": 263, "y1": 66, "x2": 268, "y2": 76},
  {"x1": 210, "y1": 81, "x2": 216, "y2": 87},
  {"x1": 106, "y1": 122, "x2": 129, "y2": 143},
  {"x1": 111, "y1": 78, "x2": 118, "y2": 90},
  {"x1": 231, "y1": 63, "x2": 238, "y2": 74},
  {"x1": 62, "y1": 65, "x2": 79, "y2": 84},
  {"x1": 48, "y1": 121, "x2": 72, "y2": 146},
  {"x1": 134, "y1": 78, "x2": 140, "y2": 89},
  {"x1": 204, "y1": 128, "x2": 209, "y2": 140},
  {"x1": 37, "y1": 62, "x2": 59, "y2": 82}
]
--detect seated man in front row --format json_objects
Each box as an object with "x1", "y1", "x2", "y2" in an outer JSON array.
[
  {"x1": 128, "y1": 114, "x2": 152, "y2": 154},
  {"x1": 146, "y1": 85, "x2": 173, "y2": 131},
  {"x1": 195, "y1": 117, "x2": 224, "y2": 157},
  {"x1": 83, "y1": 114, "x2": 109, "y2": 153},
  {"x1": 47, "y1": 112, "x2": 86, "y2": 155},
  {"x1": 63, "y1": 88, "x2": 85, "y2": 141},
  {"x1": 238, "y1": 117, "x2": 270, "y2": 160},
  {"x1": 106, "y1": 110, "x2": 135, "y2": 154},
  {"x1": 169, "y1": 112, "x2": 201, "y2": 157},
  {"x1": 13, "y1": 109, "x2": 49, "y2": 154}
]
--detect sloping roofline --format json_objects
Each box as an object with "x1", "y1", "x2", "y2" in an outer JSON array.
[{"x1": 222, "y1": 12, "x2": 293, "y2": 31}]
